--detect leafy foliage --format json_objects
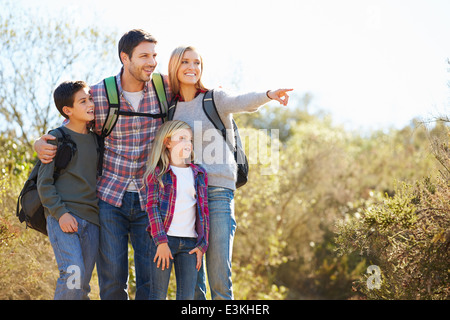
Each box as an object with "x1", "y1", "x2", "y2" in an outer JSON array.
[
  {"x1": 1, "y1": 106, "x2": 448, "y2": 300},
  {"x1": 233, "y1": 108, "x2": 448, "y2": 299},
  {"x1": 0, "y1": 0, "x2": 117, "y2": 147},
  {"x1": 335, "y1": 128, "x2": 450, "y2": 299}
]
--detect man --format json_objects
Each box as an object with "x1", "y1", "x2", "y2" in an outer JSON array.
[{"x1": 35, "y1": 29, "x2": 170, "y2": 299}]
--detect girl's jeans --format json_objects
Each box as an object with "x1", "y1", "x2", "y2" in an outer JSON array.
[
  {"x1": 195, "y1": 186, "x2": 236, "y2": 300},
  {"x1": 149, "y1": 236, "x2": 199, "y2": 300},
  {"x1": 47, "y1": 214, "x2": 99, "y2": 300},
  {"x1": 97, "y1": 192, "x2": 153, "y2": 300}
]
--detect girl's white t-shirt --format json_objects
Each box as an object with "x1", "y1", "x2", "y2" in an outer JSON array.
[{"x1": 167, "y1": 165, "x2": 197, "y2": 238}]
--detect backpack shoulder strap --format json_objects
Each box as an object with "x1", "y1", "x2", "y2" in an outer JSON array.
[
  {"x1": 55, "y1": 127, "x2": 67, "y2": 142},
  {"x1": 53, "y1": 127, "x2": 77, "y2": 181},
  {"x1": 54, "y1": 127, "x2": 77, "y2": 151},
  {"x1": 102, "y1": 76, "x2": 120, "y2": 138},
  {"x1": 167, "y1": 97, "x2": 177, "y2": 121},
  {"x1": 97, "y1": 75, "x2": 120, "y2": 177},
  {"x1": 151, "y1": 72, "x2": 169, "y2": 122},
  {"x1": 202, "y1": 90, "x2": 227, "y2": 140}
]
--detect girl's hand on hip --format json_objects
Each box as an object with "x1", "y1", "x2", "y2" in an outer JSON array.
[{"x1": 154, "y1": 243, "x2": 173, "y2": 270}]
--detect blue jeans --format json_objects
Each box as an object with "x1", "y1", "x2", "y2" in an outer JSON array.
[
  {"x1": 195, "y1": 187, "x2": 236, "y2": 300},
  {"x1": 150, "y1": 236, "x2": 199, "y2": 300},
  {"x1": 97, "y1": 192, "x2": 153, "y2": 300},
  {"x1": 47, "y1": 214, "x2": 99, "y2": 300}
]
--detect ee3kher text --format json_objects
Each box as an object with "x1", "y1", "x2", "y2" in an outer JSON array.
[{"x1": 181, "y1": 303, "x2": 270, "y2": 317}]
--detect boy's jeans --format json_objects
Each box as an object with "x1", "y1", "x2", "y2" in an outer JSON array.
[
  {"x1": 97, "y1": 192, "x2": 153, "y2": 300},
  {"x1": 195, "y1": 187, "x2": 236, "y2": 300},
  {"x1": 149, "y1": 236, "x2": 199, "y2": 300},
  {"x1": 47, "y1": 214, "x2": 99, "y2": 300}
]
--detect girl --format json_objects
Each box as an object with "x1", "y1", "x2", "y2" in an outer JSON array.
[
  {"x1": 144, "y1": 120, "x2": 209, "y2": 300},
  {"x1": 168, "y1": 45, "x2": 293, "y2": 300}
]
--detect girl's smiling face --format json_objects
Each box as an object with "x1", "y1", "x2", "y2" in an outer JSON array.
[
  {"x1": 177, "y1": 49, "x2": 202, "y2": 87},
  {"x1": 165, "y1": 128, "x2": 193, "y2": 166}
]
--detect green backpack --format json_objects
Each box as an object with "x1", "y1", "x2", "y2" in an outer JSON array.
[
  {"x1": 101, "y1": 72, "x2": 169, "y2": 137},
  {"x1": 97, "y1": 72, "x2": 169, "y2": 175}
]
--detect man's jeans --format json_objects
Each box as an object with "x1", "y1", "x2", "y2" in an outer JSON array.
[
  {"x1": 195, "y1": 187, "x2": 236, "y2": 300},
  {"x1": 47, "y1": 214, "x2": 99, "y2": 300},
  {"x1": 149, "y1": 236, "x2": 199, "y2": 300},
  {"x1": 97, "y1": 192, "x2": 153, "y2": 300}
]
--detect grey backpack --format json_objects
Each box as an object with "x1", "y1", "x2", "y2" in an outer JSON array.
[{"x1": 168, "y1": 90, "x2": 248, "y2": 188}]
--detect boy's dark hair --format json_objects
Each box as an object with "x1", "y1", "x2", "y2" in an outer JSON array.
[
  {"x1": 118, "y1": 29, "x2": 157, "y2": 64},
  {"x1": 53, "y1": 80, "x2": 88, "y2": 119}
]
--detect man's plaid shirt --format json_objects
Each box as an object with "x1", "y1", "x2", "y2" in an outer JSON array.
[{"x1": 91, "y1": 69, "x2": 171, "y2": 211}]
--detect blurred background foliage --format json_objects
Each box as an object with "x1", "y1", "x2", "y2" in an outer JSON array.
[{"x1": 0, "y1": 1, "x2": 448, "y2": 300}]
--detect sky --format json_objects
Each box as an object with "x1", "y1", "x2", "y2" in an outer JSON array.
[{"x1": 13, "y1": 0, "x2": 450, "y2": 132}]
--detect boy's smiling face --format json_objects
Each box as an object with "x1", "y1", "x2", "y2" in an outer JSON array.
[{"x1": 63, "y1": 86, "x2": 95, "y2": 122}]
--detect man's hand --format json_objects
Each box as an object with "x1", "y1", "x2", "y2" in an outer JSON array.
[{"x1": 34, "y1": 134, "x2": 57, "y2": 164}]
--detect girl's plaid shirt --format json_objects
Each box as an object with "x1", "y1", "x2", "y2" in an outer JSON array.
[
  {"x1": 90, "y1": 69, "x2": 171, "y2": 211},
  {"x1": 145, "y1": 164, "x2": 210, "y2": 253}
]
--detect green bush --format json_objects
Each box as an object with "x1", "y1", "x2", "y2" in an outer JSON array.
[{"x1": 335, "y1": 129, "x2": 450, "y2": 299}]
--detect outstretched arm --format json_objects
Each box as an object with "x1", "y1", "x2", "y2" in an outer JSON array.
[{"x1": 213, "y1": 88, "x2": 294, "y2": 115}]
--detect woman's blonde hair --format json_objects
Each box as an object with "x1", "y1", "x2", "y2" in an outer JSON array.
[
  {"x1": 143, "y1": 120, "x2": 194, "y2": 187},
  {"x1": 168, "y1": 46, "x2": 208, "y2": 97}
]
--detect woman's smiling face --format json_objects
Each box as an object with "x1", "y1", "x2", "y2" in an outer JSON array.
[{"x1": 177, "y1": 49, "x2": 202, "y2": 87}]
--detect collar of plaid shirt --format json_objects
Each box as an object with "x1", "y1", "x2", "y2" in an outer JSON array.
[{"x1": 92, "y1": 68, "x2": 171, "y2": 211}]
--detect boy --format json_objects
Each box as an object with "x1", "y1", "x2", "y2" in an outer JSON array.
[
  {"x1": 34, "y1": 29, "x2": 170, "y2": 299},
  {"x1": 37, "y1": 80, "x2": 99, "y2": 300}
]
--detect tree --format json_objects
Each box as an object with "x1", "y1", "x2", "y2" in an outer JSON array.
[{"x1": 0, "y1": 1, "x2": 118, "y2": 148}]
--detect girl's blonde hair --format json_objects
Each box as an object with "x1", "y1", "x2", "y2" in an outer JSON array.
[
  {"x1": 143, "y1": 120, "x2": 194, "y2": 187},
  {"x1": 168, "y1": 46, "x2": 208, "y2": 97}
]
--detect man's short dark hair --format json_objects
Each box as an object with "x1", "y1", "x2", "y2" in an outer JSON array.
[
  {"x1": 118, "y1": 29, "x2": 157, "y2": 64},
  {"x1": 53, "y1": 80, "x2": 88, "y2": 119}
]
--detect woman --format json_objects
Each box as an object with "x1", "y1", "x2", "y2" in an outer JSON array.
[{"x1": 168, "y1": 45, "x2": 292, "y2": 300}]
